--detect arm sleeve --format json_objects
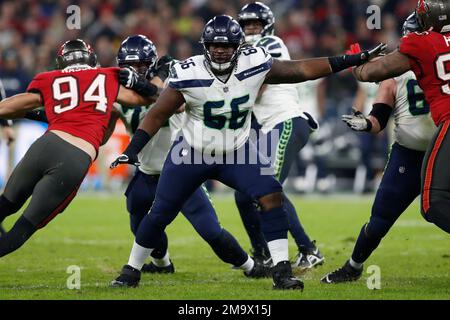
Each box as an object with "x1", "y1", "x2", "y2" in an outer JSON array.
[
  {"x1": 399, "y1": 33, "x2": 426, "y2": 78},
  {"x1": 26, "y1": 73, "x2": 46, "y2": 105}
]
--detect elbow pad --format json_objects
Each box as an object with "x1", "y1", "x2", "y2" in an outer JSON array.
[{"x1": 369, "y1": 103, "x2": 392, "y2": 130}]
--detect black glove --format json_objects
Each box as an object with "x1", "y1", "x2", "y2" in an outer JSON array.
[
  {"x1": 119, "y1": 67, "x2": 158, "y2": 98},
  {"x1": 154, "y1": 55, "x2": 174, "y2": 82},
  {"x1": 110, "y1": 153, "x2": 140, "y2": 169},
  {"x1": 110, "y1": 129, "x2": 151, "y2": 169},
  {"x1": 119, "y1": 67, "x2": 139, "y2": 88},
  {"x1": 360, "y1": 43, "x2": 387, "y2": 64},
  {"x1": 329, "y1": 43, "x2": 387, "y2": 73}
]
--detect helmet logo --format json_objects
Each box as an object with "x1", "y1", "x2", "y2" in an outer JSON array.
[{"x1": 417, "y1": 0, "x2": 428, "y2": 15}]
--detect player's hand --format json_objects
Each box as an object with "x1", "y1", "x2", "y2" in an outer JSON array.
[
  {"x1": 110, "y1": 153, "x2": 141, "y2": 169},
  {"x1": 342, "y1": 108, "x2": 372, "y2": 132},
  {"x1": 154, "y1": 55, "x2": 174, "y2": 82},
  {"x1": 119, "y1": 67, "x2": 139, "y2": 88},
  {"x1": 361, "y1": 43, "x2": 387, "y2": 62}
]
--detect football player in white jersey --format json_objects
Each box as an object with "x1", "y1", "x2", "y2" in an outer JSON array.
[
  {"x1": 110, "y1": 15, "x2": 385, "y2": 290},
  {"x1": 235, "y1": 2, "x2": 324, "y2": 270},
  {"x1": 321, "y1": 14, "x2": 437, "y2": 283},
  {"x1": 353, "y1": 80, "x2": 389, "y2": 193},
  {"x1": 111, "y1": 35, "x2": 270, "y2": 278}
]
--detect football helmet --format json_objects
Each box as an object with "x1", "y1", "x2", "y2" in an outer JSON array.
[
  {"x1": 117, "y1": 35, "x2": 158, "y2": 79},
  {"x1": 56, "y1": 39, "x2": 97, "y2": 69},
  {"x1": 402, "y1": 12, "x2": 422, "y2": 36},
  {"x1": 415, "y1": 0, "x2": 450, "y2": 33},
  {"x1": 238, "y1": 2, "x2": 275, "y2": 44},
  {"x1": 200, "y1": 15, "x2": 244, "y2": 73}
]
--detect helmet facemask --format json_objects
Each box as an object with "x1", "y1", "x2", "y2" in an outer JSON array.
[{"x1": 203, "y1": 42, "x2": 242, "y2": 73}]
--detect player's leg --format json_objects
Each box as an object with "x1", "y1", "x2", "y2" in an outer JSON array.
[
  {"x1": 111, "y1": 137, "x2": 209, "y2": 287},
  {"x1": 322, "y1": 143, "x2": 423, "y2": 283},
  {"x1": 0, "y1": 132, "x2": 91, "y2": 257},
  {"x1": 181, "y1": 185, "x2": 269, "y2": 278},
  {"x1": 234, "y1": 190, "x2": 270, "y2": 263},
  {"x1": 272, "y1": 117, "x2": 324, "y2": 269},
  {"x1": 124, "y1": 170, "x2": 172, "y2": 273},
  {"x1": 0, "y1": 135, "x2": 48, "y2": 226},
  {"x1": 421, "y1": 121, "x2": 450, "y2": 233},
  {"x1": 216, "y1": 141, "x2": 303, "y2": 290}
]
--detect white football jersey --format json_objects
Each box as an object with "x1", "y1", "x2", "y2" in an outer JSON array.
[
  {"x1": 168, "y1": 47, "x2": 272, "y2": 153},
  {"x1": 252, "y1": 35, "x2": 313, "y2": 133},
  {"x1": 392, "y1": 71, "x2": 436, "y2": 151},
  {"x1": 114, "y1": 103, "x2": 184, "y2": 175}
]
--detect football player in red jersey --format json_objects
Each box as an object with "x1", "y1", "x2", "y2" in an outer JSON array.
[
  {"x1": 352, "y1": 0, "x2": 450, "y2": 233},
  {"x1": 0, "y1": 39, "x2": 158, "y2": 258}
]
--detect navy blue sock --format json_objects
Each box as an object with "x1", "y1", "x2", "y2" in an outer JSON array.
[
  {"x1": 208, "y1": 229, "x2": 248, "y2": 267},
  {"x1": 135, "y1": 214, "x2": 165, "y2": 250},
  {"x1": 150, "y1": 231, "x2": 168, "y2": 259},
  {"x1": 352, "y1": 214, "x2": 395, "y2": 263},
  {"x1": 0, "y1": 215, "x2": 36, "y2": 257},
  {"x1": 259, "y1": 206, "x2": 289, "y2": 242},
  {"x1": 129, "y1": 213, "x2": 145, "y2": 236},
  {"x1": 234, "y1": 191, "x2": 269, "y2": 257},
  {"x1": 284, "y1": 195, "x2": 314, "y2": 250}
]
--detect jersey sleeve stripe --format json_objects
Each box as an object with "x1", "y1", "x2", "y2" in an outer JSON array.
[
  {"x1": 168, "y1": 79, "x2": 214, "y2": 89},
  {"x1": 235, "y1": 59, "x2": 273, "y2": 81},
  {"x1": 269, "y1": 52, "x2": 282, "y2": 58},
  {"x1": 268, "y1": 43, "x2": 282, "y2": 51}
]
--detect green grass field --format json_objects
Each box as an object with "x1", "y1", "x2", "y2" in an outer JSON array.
[{"x1": 0, "y1": 193, "x2": 449, "y2": 300}]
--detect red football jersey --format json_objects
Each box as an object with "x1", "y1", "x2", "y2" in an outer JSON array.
[
  {"x1": 27, "y1": 66, "x2": 120, "y2": 152},
  {"x1": 399, "y1": 31, "x2": 450, "y2": 125}
]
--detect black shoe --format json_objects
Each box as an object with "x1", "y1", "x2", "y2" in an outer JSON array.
[
  {"x1": 110, "y1": 265, "x2": 141, "y2": 288},
  {"x1": 251, "y1": 248, "x2": 273, "y2": 268},
  {"x1": 141, "y1": 261, "x2": 175, "y2": 274},
  {"x1": 244, "y1": 261, "x2": 271, "y2": 278},
  {"x1": 0, "y1": 223, "x2": 5, "y2": 237},
  {"x1": 292, "y1": 241, "x2": 325, "y2": 270},
  {"x1": 321, "y1": 260, "x2": 363, "y2": 284},
  {"x1": 271, "y1": 261, "x2": 304, "y2": 290}
]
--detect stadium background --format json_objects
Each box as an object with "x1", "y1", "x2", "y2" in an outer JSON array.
[{"x1": 0, "y1": 0, "x2": 418, "y2": 195}]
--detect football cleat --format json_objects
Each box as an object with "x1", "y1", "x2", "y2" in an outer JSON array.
[
  {"x1": 251, "y1": 248, "x2": 273, "y2": 268},
  {"x1": 244, "y1": 261, "x2": 271, "y2": 278},
  {"x1": 141, "y1": 261, "x2": 175, "y2": 274},
  {"x1": 271, "y1": 261, "x2": 304, "y2": 290},
  {"x1": 110, "y1": 265, "x2": 141, "y2": 288},
  {"x1": 292, "y1": 242, "x2": 325, "y2": 270},
  {"x1": 0, "y1": 223, "x2": 5, "y2": 237},
  {"x1": 321, "y1": 260, "x2": 363, "y2": 284}
]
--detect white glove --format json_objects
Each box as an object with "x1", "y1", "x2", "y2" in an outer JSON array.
[{"x1": 342, "y1": 108, "x2": 372, "y2": 132}]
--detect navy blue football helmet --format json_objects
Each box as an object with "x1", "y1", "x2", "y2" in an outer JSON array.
[
  {"x1": 200, "y1": 15, "x2": 244, "y2": 72},
  {"x1": 117, "y1": 35, "x2": 158, "y2": 78},
  {"x1": 402, "y1": 12, "x2": 421, "y2": 36},
  {"x1": 238, "y1": 2, "x2": 275, "y2": 44}
]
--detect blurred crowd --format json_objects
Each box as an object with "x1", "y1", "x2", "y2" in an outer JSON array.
[{"x1": 0, "y1": 0, "x2": 418, "y2": 193}]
